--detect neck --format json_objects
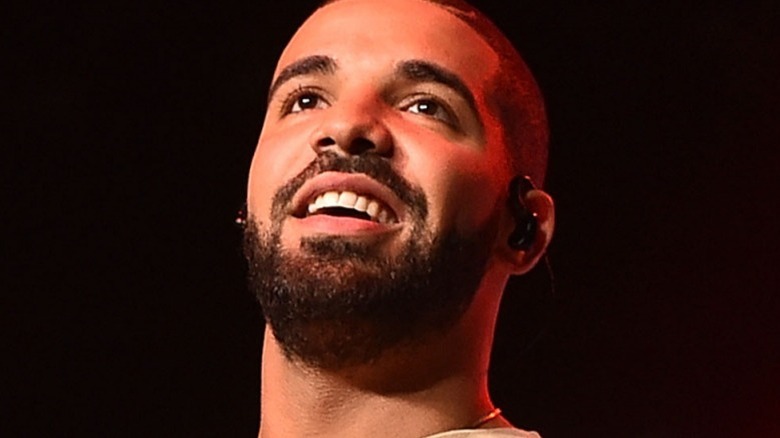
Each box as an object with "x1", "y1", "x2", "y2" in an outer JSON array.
[{"x1": 258, "y1": 283, "x2": 508, "y2": 438}]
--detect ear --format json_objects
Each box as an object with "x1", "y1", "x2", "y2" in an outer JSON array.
[{"x1": 494, "y1": 187, "x2": 555, "y2": 275}]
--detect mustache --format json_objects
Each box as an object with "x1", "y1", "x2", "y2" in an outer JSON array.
[{"x1": 271, "y1": 151, "x2": 428, "y2": 223}]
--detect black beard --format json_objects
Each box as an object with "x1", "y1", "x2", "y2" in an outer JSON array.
[{"x1": 243, "y1": 152, "x2": 495, "y2": 369}]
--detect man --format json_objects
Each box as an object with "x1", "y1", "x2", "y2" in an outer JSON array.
[{"x1": 243, "y1": 0, "x2": 554, "y2": 436}]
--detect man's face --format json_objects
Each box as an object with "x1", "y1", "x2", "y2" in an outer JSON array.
[{"x1": 245, "y1": 0, "x2": 513, "y2": 367}]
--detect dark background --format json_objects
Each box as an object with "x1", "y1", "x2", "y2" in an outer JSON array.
[{"x1": 6, "y1": 0, "x2": 779, "y2": 436}]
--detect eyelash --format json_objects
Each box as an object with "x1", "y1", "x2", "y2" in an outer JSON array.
[
  {"x1": 278, "y1": 87, "x2": 459, "y2": 128},
  {"x1": 279, "y1": 85, "x2": 328, "y2": 115},
  {"x1": 401, "y1": 94, "x2": 459, "y2": 127}
]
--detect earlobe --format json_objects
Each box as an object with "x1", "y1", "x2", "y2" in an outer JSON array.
[{"x1": 497, "y1": 178, "x2": 555, "y2": 275}]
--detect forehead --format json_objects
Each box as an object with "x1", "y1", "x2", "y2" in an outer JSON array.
[{"x1": 275, "y1": 0, "x2": 500, "y2": 90}]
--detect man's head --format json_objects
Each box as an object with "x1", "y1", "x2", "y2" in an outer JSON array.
[{"x1": 244, "y1": 0, "x2": 554, "y2": 369}]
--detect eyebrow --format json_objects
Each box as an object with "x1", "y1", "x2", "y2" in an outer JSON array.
[
  {"x1": 266, "y1": 56, "x2": 483, "y2": 129},
  {"x1": 268, "y1": 55, "x2": 338, "y2": 103}
]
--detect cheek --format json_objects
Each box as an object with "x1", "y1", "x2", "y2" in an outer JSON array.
[
  {"x1": 418, "y1": 150, "x2": 506, "y2": 234},
  {"x1": 246, "y1": 127, "x2": 316, "y2": 220}
]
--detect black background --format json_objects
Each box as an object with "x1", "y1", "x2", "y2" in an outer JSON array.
[{"x1": 6, "y1": 0, "x2": 779, "y2": 436}]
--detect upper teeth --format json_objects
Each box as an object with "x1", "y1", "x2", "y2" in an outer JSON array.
[{"x1": 307, "y1": 190, "x2": 395, "y2": 224}]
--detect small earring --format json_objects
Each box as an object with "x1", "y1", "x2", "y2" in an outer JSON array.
[{"x1": 235, "y1": 204, "x2": 247, "y2": 226}]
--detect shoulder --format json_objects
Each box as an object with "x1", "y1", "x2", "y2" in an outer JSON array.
[{"x1": 424, "y1": 428, "x2": 542, "y2": 438}]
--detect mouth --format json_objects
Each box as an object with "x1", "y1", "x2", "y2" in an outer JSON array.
[
  {"x1": 290, "y1": 173, "x2": 404, "y2": 227},
  {"x1": 304, "y1": 190, "x2": 397, "y2": 224}
]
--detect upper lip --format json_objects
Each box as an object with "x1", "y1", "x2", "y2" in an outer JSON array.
[{"x1": 289, "y1": 172, "x2": 406, "y2": 224}]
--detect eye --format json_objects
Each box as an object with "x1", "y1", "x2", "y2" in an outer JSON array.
[
  {"x1": 404, "y1": 97, "x2": 457, "y2": 126},
  {"x1": 291, "y1": 93, "x2": 324, "y2": 112},
  {"x1": 281, "y1": 87, "x2": 329, "y2": 115}
]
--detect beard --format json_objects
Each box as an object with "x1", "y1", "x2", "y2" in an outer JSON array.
[{"x1": 244, "y1": 152, "x2": 496, "y2": 369}]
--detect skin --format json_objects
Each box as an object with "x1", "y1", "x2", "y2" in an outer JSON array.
[{"x1": 245, "y1": 0, "x2": 555, "y2": 436}]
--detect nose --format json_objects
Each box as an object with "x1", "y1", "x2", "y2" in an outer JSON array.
[{"x1": 308, "y1": 98, "x2": 393, "y2": 157}]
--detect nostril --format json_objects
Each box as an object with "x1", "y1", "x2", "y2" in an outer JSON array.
[
  {"x1": 348, "y1": 137, "x2": 376, "y2": 155},
  {"x1": 315, "y1": 136, "x2": 379, "y2": 155},
  {"x1": 316, "y1": 137, "x2": 337, "y2": 148}
]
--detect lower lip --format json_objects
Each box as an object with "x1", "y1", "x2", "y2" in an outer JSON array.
[{"x1": 293, "y1": 215, "x2": 399, "y2": 235}]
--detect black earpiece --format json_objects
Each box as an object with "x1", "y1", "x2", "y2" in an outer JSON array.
[{"x1": 507, "y1": 176, "x2": 538, "y2": 250}]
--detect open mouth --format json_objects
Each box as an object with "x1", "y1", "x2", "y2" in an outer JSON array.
[{"x1": 304, "y1": 190, "x2": 398, "y2": 225}]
